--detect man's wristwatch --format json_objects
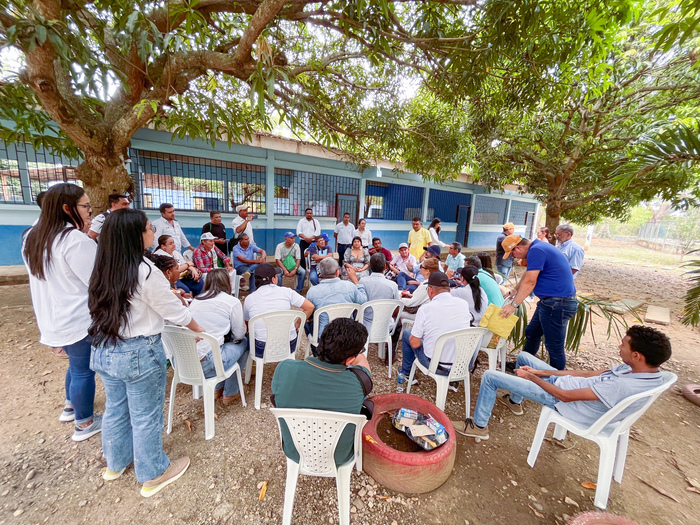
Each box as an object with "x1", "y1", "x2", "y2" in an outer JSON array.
[{"x1": 511, "y1": 299, "x2": 520, "y2": 309}]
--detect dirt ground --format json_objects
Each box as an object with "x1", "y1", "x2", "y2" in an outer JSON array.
[{"x1": 1, "y1": 253, "x2": 699, "y2": 525}]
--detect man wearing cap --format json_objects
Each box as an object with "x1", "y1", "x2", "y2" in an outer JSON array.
[
  {"x1": 499, "y1": 234, "x2": 577, "y2": 370},
  {"x1": 407, "y1": 217, "x2": 432, "y2": 260},
  {"x1": 555, "y1": 224, "x2": 585, "y2": 279},
  {"x1": 274, "y1": 232, "x2": 306, "y2": 293},
  {"x1": 306, "y1": 234, "x2": 333, "y2": 286},
  {"x1": 193, "y1": 232, "x2": 233, "y2": 275},
  {"x1": 232, "y1": 233, "x2": 267, "y2": 293},
  {"x1": 391, "y1": 243, "x2": 418, "y2": 290},
  {"x1": 397, "y1": 271, "x2": 473, "y2": 384},
  {"x1": 496, "y1": 222, "x2": 515, "y2": 278},
  {"x1": 297, "y1": 208, "x2": 321, "y2": 270},
  {"x1": 334, "y1": 212, "x2": 354, "y2": 264},
  {"x1": 231, "y1": 204, "x2": 255, "y2": 246},
  {"x1": 306, "y1": 258, "x2": 367, "y2": 346},
  {"x1": 243, "y1": 263, "x2": 315, "y2": 358}
]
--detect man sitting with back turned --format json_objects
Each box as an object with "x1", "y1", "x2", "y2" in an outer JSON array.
[
  {"x1": 271, "y1": 318, "x2": 372, "y2": 466},
  {"x1": 453, "y1": 325, "x2": 672, "y2": 441}
]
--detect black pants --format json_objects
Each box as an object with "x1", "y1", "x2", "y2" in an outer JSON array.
[
  {"x1": 337, "y1": 243, "x2": 350, "y2": 265},
  {"x1": 299, "y1": 240, "x2": 311, "y2": 269}
]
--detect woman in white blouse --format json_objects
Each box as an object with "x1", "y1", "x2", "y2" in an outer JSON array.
[
  {"x1": 154, "y1": 234, "x2": 203, "y2": 296},
  {"x1": 428, "y1": 218, "x2": 448, "y2": 248},
  {"x1": 22, "y1": 183, "x2": 101, "y2": 442},
  {"x1": 89, "y1": 209, "x2": 205, "y2": 497},
  {"x1": 188, "y1": 269, "x2": 248, "y2": 404},
  {"x1": 399, "y1": 257, "x2": 440, "y2": 323},
  {"x1": 451, "y1": 266, "x2": 488, "y2": 327},
  {"x1": 353, "y1": 218, "x2": 372, "y2": 248}
]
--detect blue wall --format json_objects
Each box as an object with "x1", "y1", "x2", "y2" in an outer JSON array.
[
  {"x1": 2, "y1": 225, "x2": 29, "y2": 265},
  {"x1": 428, "y1": 190, "x2": 471, "y2": 223}
]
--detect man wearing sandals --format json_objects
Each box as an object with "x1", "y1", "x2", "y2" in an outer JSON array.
[{"x1": 453, "y1": 326, "x2": 672, "y2": 440}]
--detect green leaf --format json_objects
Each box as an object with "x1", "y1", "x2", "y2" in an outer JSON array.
[{"x1": 34, "y1": 25, "x2": 47, "y2": 45}]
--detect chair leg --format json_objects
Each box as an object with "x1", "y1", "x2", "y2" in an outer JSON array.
[
  {"x1": 435, "y1": 379, "x2": 448, "y2": 412},
  {"x1": 244, "y1": 353, "x2": 253, "y2": 384},
  {"x1": 613, "y1": 432, "x2": 630, "y2": 483},
  {"x1": 594, "y1": 442, "x2": 617, "y2": 510},
  {"x1": 336, "y1": 462, "x2": 354, "y2": 525},
  {"x1": 282, "y1": 458, "x2": 300, "y2": 525},
  {"x1": 385, "y1": 341, "x2": 392, "y2": 378},
  {"x1": 463, "y1": 377, "x2": 471, "y2": 420},
  {"x1": 203, "y1": 383, "x2": 216, "y2": 440},
  {"x1": 486, "y1": 348, "x2": 497, "y2": 371},
  {"x1": 377, "y1": 341, "x2": 385, "y2": 360},
  {"x1": 192, "y1": 385, "x2": 201, "y2": 400},
  {"x1": 167, "y1": 376, "x2": 178, "y2": 435},
  {"x1": 236, "y1": 367, "x2": 247, "y2": 408},
  {"x1": 254, "y1": 361, "x2": 264, "y2": 410},
  {"x1": 406, "y1": 362, "x2": 418, "y2": 394},
  {"x1": 527, "y1": 410, "x2": 552, "y2": 467},
  {"x1": 499, "y1": 342, "x2": 507, "y2": 373},
  {"x1": 552, "y1": 423, "x2": 568, "y2": 441}
]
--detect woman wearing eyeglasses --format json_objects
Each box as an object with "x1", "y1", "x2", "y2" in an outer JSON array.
[
  {"x1": 88, "y1": 208, "x2": 206, "y2": 497},
  {"x1": 22, "y1": 183, "x2": 102, "y2": 442}
]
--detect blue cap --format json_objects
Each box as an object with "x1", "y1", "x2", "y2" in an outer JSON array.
[
  {"x1": 284, "y1": 231, "x2": 295, "y2": 238},
  {"x1": 319, "y1": 233, "x2": 329, "y2": 242}
]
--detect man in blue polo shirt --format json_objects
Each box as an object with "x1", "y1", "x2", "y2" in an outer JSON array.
[{"x1": 499, "y1": 234, "x2": 576, "y2": 369}]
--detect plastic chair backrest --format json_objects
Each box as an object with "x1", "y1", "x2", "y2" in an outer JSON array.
[
  {"x1": 270, "y1": 408, "x2": 367, "y2": 475},
  {"x1": 312, "y1": 303, "x2": 361, "y2": 340},
  {"x1": 584, "y1": 371, "x2": 677, "y2": 436},
  {"x1": 358, "y1": 300, "x2": 404, "y2": 342},
  {"x1": 249, "y1": 310, "x2": 307, "y2": 363},
  {"x1": 162, "y1": 326, "x2": 225, "y2": 384},
  {"x1": 429, "y1": 327, "x2": 489, "y2": 379},
  {"x1": 183, "y1": 250, "x2": 193, "y2": 263}
]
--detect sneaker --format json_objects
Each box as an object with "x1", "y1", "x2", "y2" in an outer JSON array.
[
  {"x1": 505, "y1": 361, "x2": 517, "y2": 374},
  {"x1": 448, "y1": 381, "x2": 460, "y2": 393},
  {"x1": 140, "y1": 457, "x2": 190, "y2": 498},
  {"x1": 498, "y1": 394, "x2": 524, "y2": 415},
  {"x1": 222, "y1": 393, "x2": 241, "y2": 406},
  {"x1": 103, "y1": 466, "x2": 127, "y2": 481},
  {"x1": 59, "y1": 406, "x2": 75, "y2": 423},
  {"x1": 72, "y1": 415, "x2": 102, "y2": 442},
  {"x1": 469, "y1": 357, "x2": 480, "y2": 374},
  {"x1": 452, "y1": 418, "x2": 489, "y2": 440}
]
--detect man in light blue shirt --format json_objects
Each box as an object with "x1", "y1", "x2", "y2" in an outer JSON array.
[
  {"x1": 555, "y1": 224, "x2": 585, "y2": 279},
  {"x1": 445, "y1": 242, "x2": 466, "y2": 278},
  {"x1": 305, "y1": 258, "x2": 367, "y2": 349},
  {"x1": 232, "y1": 233, "x2": 267, "y2": 293}
]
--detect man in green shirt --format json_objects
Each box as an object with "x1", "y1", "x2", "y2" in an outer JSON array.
[{"x1": 271, "y1": 318, "x2": 371, "y2": 466}]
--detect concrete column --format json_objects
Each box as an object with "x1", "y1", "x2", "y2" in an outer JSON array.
[{"x1": 421, "y1": 186, "x2": 430, "y2": 222}]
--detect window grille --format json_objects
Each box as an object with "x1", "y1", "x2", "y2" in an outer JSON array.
[
  {"x1": 509, "y1": 200, "x2": 537, "y2": 226},
  {"x1": 472, "y1": 195, "x2": 508, "y2": 224},
  {"x1": 274, "y1": 169, "x2": 359, "y2": 216},
  {"x1": 365, "y1": 181, "x2": 423, "y2": 221},
  {"x1": 427, "y1": 189, "x2": 472, "y2": 223}
]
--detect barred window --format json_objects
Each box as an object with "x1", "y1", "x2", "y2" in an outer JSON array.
[
  {"x1": 472, "y1": 195, "x2": 508, "y2": 224},
  {"x1": 365, "y1": 181, "x2": 423, "y2": 221},
  {"x1": 427, "y1": 189, "x2": 472, "y2": 223},
  {"x1": 509, "y1": 200, "x2": 537, "y2": 226},
  {"x1": 274, "y1": 169, "x2": 359, "y2": 216},
  {"x1": 0, "y1": 157, "x2": 22, "y2": 204},
  {"x1": 133, "y1": 150, "x2": 266, "y2": 213}
]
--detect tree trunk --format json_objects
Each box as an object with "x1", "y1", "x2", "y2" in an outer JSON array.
[
  {"x1": 544, "y1": 201, "x2": 561, "y2": 244},
  {"x1": 76, "y1": 155, "x2": 134, "y2": 214}
]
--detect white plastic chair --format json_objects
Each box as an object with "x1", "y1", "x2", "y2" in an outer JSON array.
[
  {"x1": 527, "y1": 372, "x2": 677, "y2": 509},
  {"x1": 406, "y1": 327, "x2": 488, "y2": 419},
  {"x1": 478, "y1": 330, "x2": 507, "y2": 372},
  {"x1": 305, "y1": 303, "x2": 361, "y2": 358},
  {"x1": 162, "y1": 326, "x2": 246, "y2": 440},
  {"x1": 358, "y1": 299, "x2": 404, "y2": 378},
  {"x1": 304, "y1": 253, "x2": 315, "y2": 289},
  {"x1": 245, "y1": 310, "x2": 307, "y2": 409},
  {"x1": 270, "y1": 408, "x2": 367, "y2": 525},
  {"x1": 227, "y1": 268, "x2": 241, "y2": 298},
  {"x1": 183, "y1": 250, "x2": 193, "y2": 263}
]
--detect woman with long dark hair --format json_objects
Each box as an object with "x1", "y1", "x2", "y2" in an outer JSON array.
[
  {"x1": 452, "y1": 266, "x2": 489, "y2": 326},
  {"x1": 476, "y1": 252, "x2": 497, "y2": 279},
  {"x1": 89, "y1": 208, "x2": 205, "y2": 497},
  {"x1": 154, "y1": 234, "x2": 203, "y2": 296},
  {"x1": 22, "y1": 183, "x2": 101, "y2": 442},
  {"x1": 189, "y1": 269, "x2": 248, "y2": 404},
  {"x1": 428, "y1": 218, "x2": 448, "y2": 248}
]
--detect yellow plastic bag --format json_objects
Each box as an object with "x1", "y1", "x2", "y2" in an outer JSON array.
[{"x1": 478, "y1": 303, "x2": 519, "y2": 339}]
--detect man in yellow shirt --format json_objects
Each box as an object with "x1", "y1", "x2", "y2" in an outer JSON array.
[{"x1": 407, "y1": 217, "x2": 432, "y2": 260}]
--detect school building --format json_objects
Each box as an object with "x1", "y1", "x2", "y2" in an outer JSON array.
[{"x1": 0, "y1": 127, "x2": 540, "y2": 265}]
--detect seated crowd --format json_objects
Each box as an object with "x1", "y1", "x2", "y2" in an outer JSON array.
[{"x1": 24, "y1": 188, "x2": 673, "y2": 503}]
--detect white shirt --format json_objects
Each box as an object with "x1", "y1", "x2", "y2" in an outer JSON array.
[
  {"x1": 231, "y1": 215, "x2": 254, "y2": 244},
  {"x1": 429, "y1": 227, "x2": 448, "y2": 248},
  {"x1": 451, "y1": 286, "x2": 489, "y2": 327},
  {"x1": 243, "y1": 284, "x2": 306, "y2": 341},
  {"x1": 153, "y1": 248, "x2": 186, "y2": 265},
  {"x1": 120, "y1": 258, "x2": 192, "y2": 339},
  {"x1": 334, "y1": 222, "x2": 355, "y2": 244},
  {"x1": 189, "y1": 292, "x2": 245, "y2": 359},
  {"x1": 296, "y1": 217, "x2": 321, "y2": 240},
  {"x1": 354, "y1": 228, "x2": 372, "y2": 247},
  {"x1": 24, "y1": 227, "x2": 97, "y2": 347},
  {"x1": 89, "y1": 209, "x2": 110, "y2": 236},
  {"x1": 152, "y1": 217, "x2": 191, "y2": 252},
  {"x1": 411, "y1": 292, "x2": 473, "y2": 362},
  {"x1": 391, "y1": 253, "x2": 417, "y2": 274}
]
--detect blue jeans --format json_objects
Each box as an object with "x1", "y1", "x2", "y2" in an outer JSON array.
[
  {"x1": 473, "y1": 353, "x2": 558, "y2": 427},
  {"x1": 179, "y1": 276, "x2": 203, "y2": 296},
  {"x1": 309, "y1": 266, "x2": 320, "y2": 286},
  {"x1": 200, "y1": 339, "x2": 249, "y2": 397},
  {"x1": 523, "y1": 297, "x2": 578, "y2": 370},
  {"x1": 275, "y1": 266, "x2": 306, "y2": 293},
  {"x1": 399, "y1": 330, "x2": 449, "y2": 377},
  {"x1": 90, "y1": 335, "x2": 170, "y2": 483},
  {"x1": 396, "y1": 271, "x2": 418, "y2": 292},
  {"x1": 496, "y1": 264, "x2": 512, "y2": 279},
  {"x1": 64, "y1": 335, "x2": 96, "y2": 425},
  {"x1": 235, "y1": 263, "x2": 259, "y2": 292}
]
